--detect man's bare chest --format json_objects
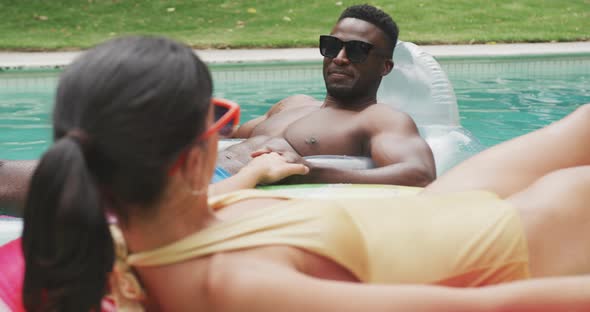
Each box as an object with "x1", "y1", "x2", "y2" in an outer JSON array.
[
  {"x1": 283, "y1": 110, "x2": 366, "y2": 156},
  {"x1": 250, "y1": 105, "x2": 319, "y2": 137}
]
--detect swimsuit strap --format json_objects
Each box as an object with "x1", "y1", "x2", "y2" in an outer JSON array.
[
  {"x1": 104, "y1": 189, "x2": 293, "y2": 310},
  {"x1": 108, "y1": 225, "x2": 146, "y2": 311}
]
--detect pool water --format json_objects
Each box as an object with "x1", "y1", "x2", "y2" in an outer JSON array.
[
  {"x1": 446, "y1": 56, "x2": 590, "y2": 146},
  {"x1": 1, "y1": 55, "x2": 589, "y2": 160}
]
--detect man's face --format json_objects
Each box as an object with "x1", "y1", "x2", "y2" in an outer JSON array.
[{"x1": 322, "y1": 18, "x2": 392, "y2": 100}]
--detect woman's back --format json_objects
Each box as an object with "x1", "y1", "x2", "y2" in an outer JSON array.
[
  {"x1": 131, "y1": 195, "x2": 356, "y2": 311},
  {"x1": 121, "y1": 189, "x2": 530, "y2": 310}
]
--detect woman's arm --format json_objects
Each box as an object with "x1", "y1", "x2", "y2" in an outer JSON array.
[
  {"x1": 211, "y1": 260, "x2": 590, "y2": 312},
  {"x1": 208, "y1": 152, "x2": 308, "y2": 196},
  {"x1": 478, "y1": 275, "x2": 590, "y2": 312},
  {"x1": 0, "y1": 155, "x2": 307, "y2": 214}
]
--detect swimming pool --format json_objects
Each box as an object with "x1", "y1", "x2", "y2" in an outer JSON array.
[{"x1": 0, "y1": 54, "x2": 589, "y2": 160}]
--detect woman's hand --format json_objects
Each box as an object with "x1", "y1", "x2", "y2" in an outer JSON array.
[
  {"x1": 209, "y1": 151, "x2": 309, "y2": 196},
  {"x1": 246, "y1": 152, "x2": 309, "y2": 185}
]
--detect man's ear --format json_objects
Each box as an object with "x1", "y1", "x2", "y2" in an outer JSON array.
[{"x1": 382, "y1": 59, "x2": 394, "y2": 76}]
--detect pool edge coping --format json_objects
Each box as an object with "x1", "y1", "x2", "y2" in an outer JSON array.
[{"x1": 1, "y1": 41, "x2": 589, "y2": 70}]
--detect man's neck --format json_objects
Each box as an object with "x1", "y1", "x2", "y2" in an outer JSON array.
[{"x1": 323, "y1": 94, "x2": 378, "y2": 111}]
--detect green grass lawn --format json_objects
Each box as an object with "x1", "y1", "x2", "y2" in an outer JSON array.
[{"x1": 0, "y1": 0, "x2": 588, "y2": 50}]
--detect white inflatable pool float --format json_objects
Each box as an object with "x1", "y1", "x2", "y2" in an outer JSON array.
[
  {"x1": 0, "y1": 217, "x2": 21, "y2": 246},
  {"x1": 378, "y1": 41, "x2": 485, "y2": 175}
]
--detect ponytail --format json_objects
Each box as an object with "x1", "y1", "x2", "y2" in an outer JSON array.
[{"x1": 22, "y1": 137, "x2": 114, "y2": 311}]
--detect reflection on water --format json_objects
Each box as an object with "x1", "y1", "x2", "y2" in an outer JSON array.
[
  {"x1": 446, "y1": 56, "x2": 590, "y2": 146},
  {"x1": 454, "y1": 75, "x2": 589, "y2": 146},
  {"x1": 0, "y1": 72, "x2": 55, "y2": 159},
  {"x1": 1, "y1": 56, "x2": 589, "y2": 159}
]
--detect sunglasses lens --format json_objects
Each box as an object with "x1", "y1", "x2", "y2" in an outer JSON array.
[
  {"x1": 345, "y1": 41, "x2": 372, "y2": 63},
  {"x1": 213, "y1": 104, "x2": 234, "y2": 137},
  {"x1": 218, "y1": 122, "x2": 234, "y2": 137},
  {"x1": 214, "y1": 104, "x2": 228, "y2": 121},
  {"x1": 319, "y1": 36, "x2": 342, "y2": 58}
]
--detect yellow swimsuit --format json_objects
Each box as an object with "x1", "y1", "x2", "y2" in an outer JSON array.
[{"x1": 109, "y1": 189, "x2": 530, "y2": 309}]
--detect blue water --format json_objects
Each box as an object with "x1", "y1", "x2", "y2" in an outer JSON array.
[
  {"x1": 1, "y1": 55, "x2": 589, "y2": 160},
  {"x1": 446, "y1": 56, "x2": 590, "y2": 146}
]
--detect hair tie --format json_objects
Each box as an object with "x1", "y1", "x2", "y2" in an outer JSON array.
[{"x1": 66, "y1": 128, "x2": 91, "y2": 147}]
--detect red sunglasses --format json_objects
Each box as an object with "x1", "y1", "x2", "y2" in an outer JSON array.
[
  {"x1": 168, "y1": 98, "x2": 240, "y2": 175},
  {"x1": 200, "y1": 98, "x2": 241, "y2": 140}
]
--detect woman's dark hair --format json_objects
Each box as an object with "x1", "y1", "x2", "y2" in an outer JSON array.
[
  {"x1": 22, "y1": 36, "x2": 213, "y2": 311},
  {"x1": 339, "y1": 4, "x2": 399, "y2": 57}
]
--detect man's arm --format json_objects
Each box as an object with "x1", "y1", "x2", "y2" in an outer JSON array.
[
  {"x1": 283, "y1": 106, "x2": 436, "y2": 186},
  {"x1": 233, "y1": 115, "x2": 267, "y2": 138},
  {"x1": 232, "y1": 97, "x2": 290, "y2": 139},
  {"x1": 0, "y1": 160, "x2": 37, "y2": 216}
]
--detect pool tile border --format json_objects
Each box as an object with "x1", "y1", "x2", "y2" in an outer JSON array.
[{"x1": 0, "y1": 41, "x2": 589, "y2": 71}]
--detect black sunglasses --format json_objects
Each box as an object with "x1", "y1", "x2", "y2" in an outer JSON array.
[{"x1": 319, "y1": 35, "x2": 375, "y2": 63}]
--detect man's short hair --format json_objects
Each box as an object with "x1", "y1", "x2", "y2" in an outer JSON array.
[{"x1": 338, "y1": 4, "x2": 398, "y2": 56}]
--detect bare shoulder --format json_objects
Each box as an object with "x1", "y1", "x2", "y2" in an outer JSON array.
[
  {"x1": 205, "y1": 251, "x2": 301, "y2": 312},
  {"x1": 268, "y1": 94, "x2": 322, "y2": 116},
  {"x1": 204, "y1": 253, "x2": 250, "y2": 311},
  {"x1": 361, "y1": 103, "x2": 411, "y2": 119},
  {"x1": 361, "y1": 103, "x2": 419, "y2": 132}
]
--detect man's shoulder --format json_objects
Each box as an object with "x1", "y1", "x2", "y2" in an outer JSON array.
[
  {"x1": 363, "y1": 103, "x2": 413, "y2": 119},
  {"x1": 360, "y1": 103, "x2": 419, "y2": 131}
]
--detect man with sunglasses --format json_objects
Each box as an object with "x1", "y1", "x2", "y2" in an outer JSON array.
[{"x1": 218, "y1": 4, "x2": 436, "y2": 186}]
